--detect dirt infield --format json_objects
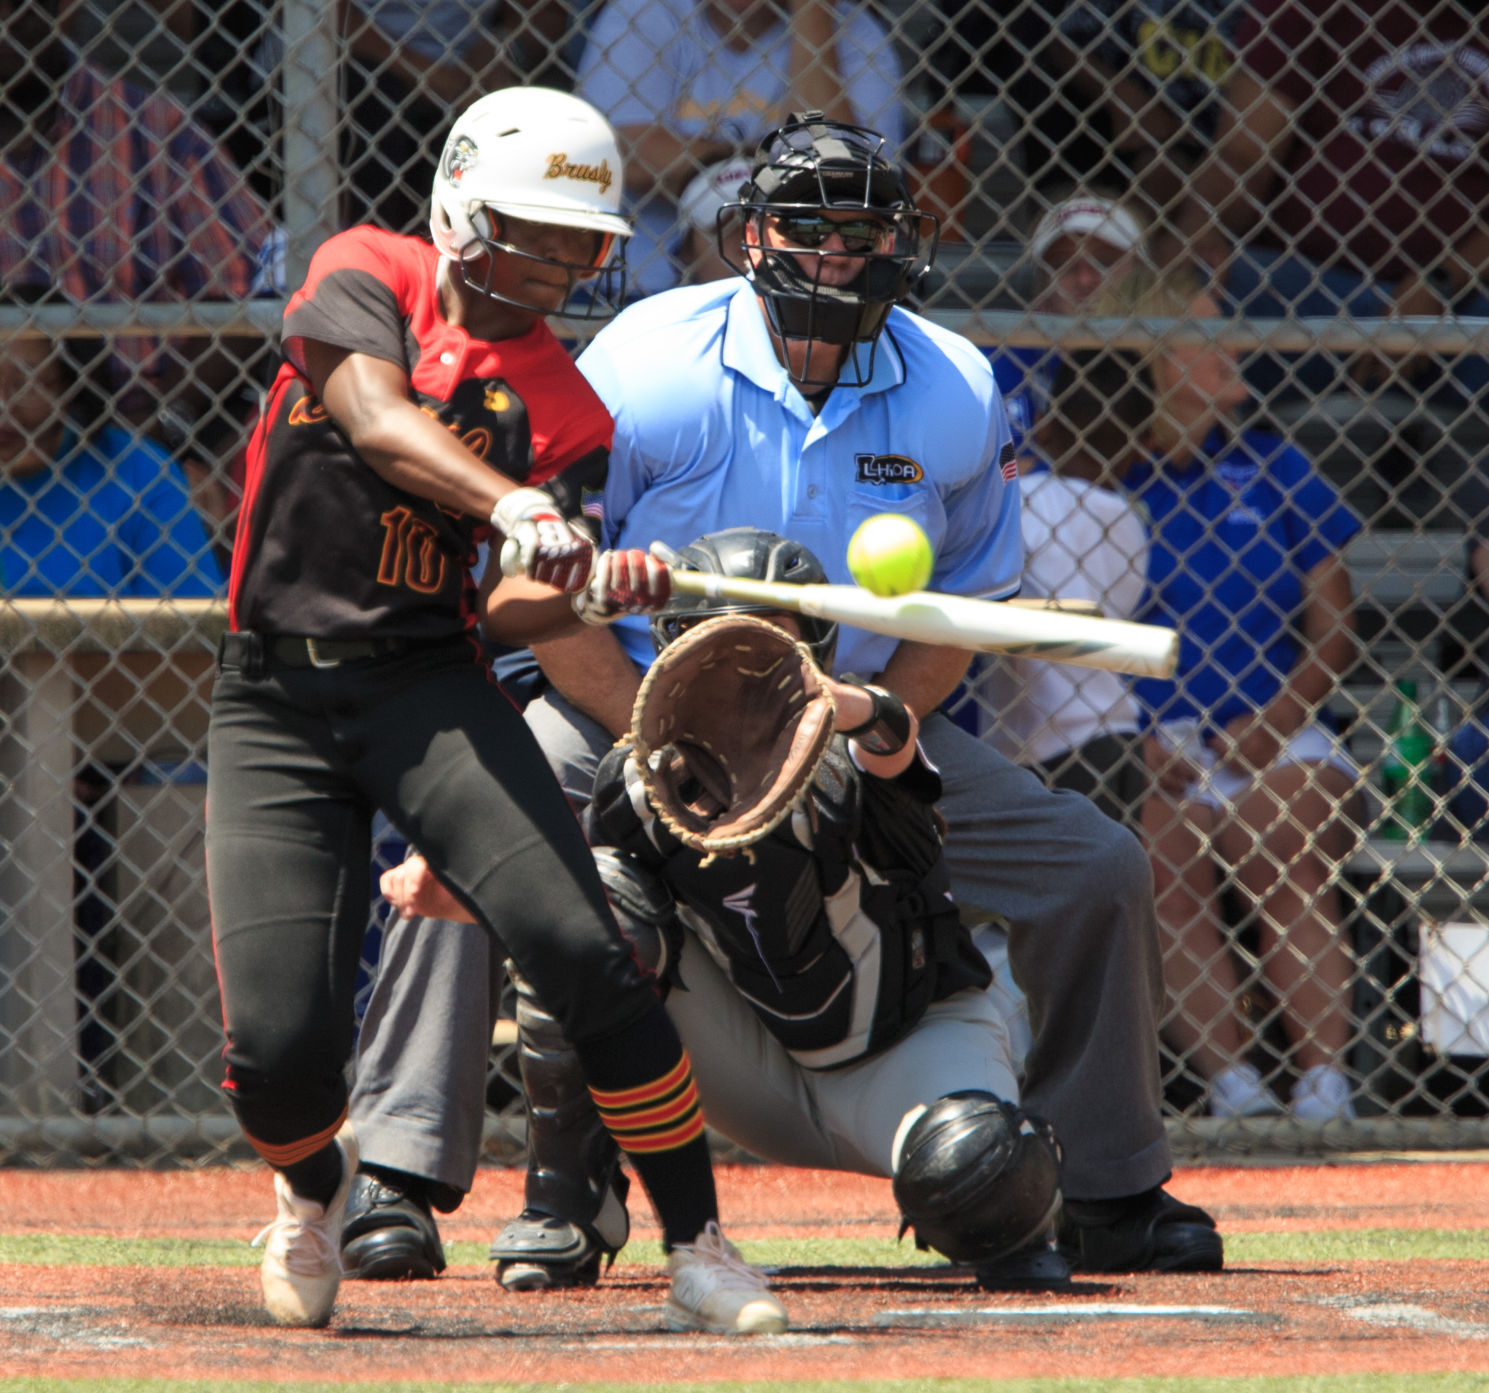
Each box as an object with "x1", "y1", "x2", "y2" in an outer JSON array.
[{"x1": 4, "y1": 1160, "x2": 1489, "y2": 1385}]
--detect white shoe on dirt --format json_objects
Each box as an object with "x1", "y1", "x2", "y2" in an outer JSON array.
[
  {"x1": 254, "y1": 1124, "x2": 358, "y2": 1327},
  {"x1": 665, "y1": 1220, "x2": 788, "y2": 1335}
]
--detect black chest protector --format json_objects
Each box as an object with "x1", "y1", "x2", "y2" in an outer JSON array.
[{"x1": 592, "y1": 738, "x2": 990, "y2": 1069}]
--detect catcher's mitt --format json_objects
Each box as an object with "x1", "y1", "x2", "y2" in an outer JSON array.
[{"x1": 630, "y1": 613, "x2": 836, "y2": 857}]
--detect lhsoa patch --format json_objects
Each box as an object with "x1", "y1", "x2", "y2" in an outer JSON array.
[{"x1": 855, "y1": 454, "x2": 924, "y2": 485}]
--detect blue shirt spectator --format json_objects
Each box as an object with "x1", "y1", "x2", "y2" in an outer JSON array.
[
  {"x1": 1126, "y1": 426, "x2": 1361, "y2": 733},
  {"x1": 1, "y1": 423, "x2": 224, "y2": 597},
  {"x1": 1104, "y1": 268, "x2": 1364, "y2": 1127}
]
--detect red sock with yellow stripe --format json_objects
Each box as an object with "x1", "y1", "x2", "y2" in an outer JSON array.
[{"x1": 577, "y1": 1005, "x2": 717, "y2": 1250}]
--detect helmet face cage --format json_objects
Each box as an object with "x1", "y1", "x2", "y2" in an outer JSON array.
[
  {"x1": 457, "y1": 208, "x2": 628, "y2": 320},
  {"x1": 650, "y1": 527, "x2": 838, "y2": 671},
  {"x1": 719, "y1": 113, "x2": 940, "y2": 387}
]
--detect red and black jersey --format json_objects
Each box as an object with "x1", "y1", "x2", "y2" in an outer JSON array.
[{"x1": 228, "y1": 226, "x2": 612, "y2": 639}]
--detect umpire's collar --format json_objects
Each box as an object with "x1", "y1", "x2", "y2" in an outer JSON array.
[{"x1": 721, "y1": 280, "x2": 906, "y2": 408}]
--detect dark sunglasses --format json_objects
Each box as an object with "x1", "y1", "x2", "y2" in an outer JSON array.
[{"x1": 772, "y1": 214, "x2": 890, "y2": 254}]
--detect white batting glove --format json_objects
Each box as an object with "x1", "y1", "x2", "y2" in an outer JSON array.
[
  {"x1": 492, "y1": 487, "x2": 595, "y2": 594},
  {"x1": 573, "y1": 547, "x2": 673, "y2": 625}
]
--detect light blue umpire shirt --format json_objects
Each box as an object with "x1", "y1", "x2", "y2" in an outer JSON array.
[{"x1": 576, "y1": 277, "x2": 1023, "y2": 679}]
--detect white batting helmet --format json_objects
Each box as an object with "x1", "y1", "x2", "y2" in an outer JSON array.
[{"x1": 431, "y1": 87, "x2": 632, "y2": 257}]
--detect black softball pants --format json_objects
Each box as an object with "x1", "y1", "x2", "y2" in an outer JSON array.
[{"x1": 205, "y1": 639, "x2": 657, "y2": 1156}]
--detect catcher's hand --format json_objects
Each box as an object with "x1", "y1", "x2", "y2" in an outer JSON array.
[{"x1": 630, "y1": 613, "x2": 836, "y2": 857}]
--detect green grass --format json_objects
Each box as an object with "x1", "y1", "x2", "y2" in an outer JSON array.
[
  {"x1": 1, "y1": 1228, "x2": 1486, "y2": 1269},
  {"x1": 4, "y1": 1376, "x2": 1489, "y2": 1393}
]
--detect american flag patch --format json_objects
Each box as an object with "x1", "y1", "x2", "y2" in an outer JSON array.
[
  {"x1": 580, "y1": 488, "x2": 604, "y2": 520},
  {"x1": 999, "y1": 440, "x2": 1018, "y2": 482}
]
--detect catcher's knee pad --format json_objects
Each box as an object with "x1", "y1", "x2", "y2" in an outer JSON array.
[
  {"x1": 592, "y1": 846, "x2": 682, "y2": 986},
  {"x1": 508, "y1": 963, "x2": 629, "y2": 1238},
  {"x1": 891, "y1": 1091, "x2": 1063, "y2": 1266}
]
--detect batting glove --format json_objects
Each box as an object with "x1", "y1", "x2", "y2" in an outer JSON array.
[
  {"x1": 491, "y1": 487, "x2": 595, "y2": 594},
  {"x1": 573, "y1": 548, "x2": 673, "y2": 626}
]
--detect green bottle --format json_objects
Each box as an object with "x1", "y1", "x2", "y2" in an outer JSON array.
[{"x1": 1380, "y1": 679, "x2": 1436, "y2": 840}]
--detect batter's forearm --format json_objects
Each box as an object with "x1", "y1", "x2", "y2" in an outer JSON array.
[{"x1": 311, "y1": 344, "x2": 527, "y2": 523}]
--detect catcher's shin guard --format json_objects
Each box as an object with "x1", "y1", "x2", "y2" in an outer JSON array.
[{"x1": 489, "y1": 963, "x2": 631, "y2": 1290}]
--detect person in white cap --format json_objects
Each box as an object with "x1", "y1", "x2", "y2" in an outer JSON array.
[
  {"x1": 673, "y1": 157, "x2": 754, "y2": 285},
  {"x1": 1030, "y1": 192, "x2": 1149, "y2": 317},
  {"x1": 959, "y1": 189, "x2": 1149, "y2": 753},
  {"x1": 987, "y1": 187, "x2": 1150, "y2": 476}
]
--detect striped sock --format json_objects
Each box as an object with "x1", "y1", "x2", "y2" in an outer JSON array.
[
  {"x1": 243, "y1": 1111, "x2": 348, "y2": 1205},
  {"x1": 578, "y1": 1008, "x2": 718, "y2": 1249}
]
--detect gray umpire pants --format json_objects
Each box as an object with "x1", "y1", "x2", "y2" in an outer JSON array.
[{"x1": 349, "y1": 694, "x2": 1171, "y2": 1201}]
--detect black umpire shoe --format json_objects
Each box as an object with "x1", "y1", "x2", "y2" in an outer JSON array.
[
  {"x1": 1057, "y1": 1186, "x2": 1223, "y2": 1274},
  {"x1": 340, "y1": 1170, "x2": 448, "y2": 1280}
]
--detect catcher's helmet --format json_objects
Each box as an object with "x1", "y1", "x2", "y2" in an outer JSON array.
[
  {"x1": 650, "y1": 527, "x2": 838, "y2": 671},
  {"x1": 720, "y1": 112, "x2": 939, "y2": 386},
  {"x1": 430, "y1": 87, "x2": 631, "y2": 318}
]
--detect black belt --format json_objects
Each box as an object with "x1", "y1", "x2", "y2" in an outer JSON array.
[{"x1": 218, "y1": 631, "x2": 421, "y2": 675}]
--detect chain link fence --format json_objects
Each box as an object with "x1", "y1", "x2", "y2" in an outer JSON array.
[{"x1": 4, "y1": 0, "x2": 1489, "y2": 1166}]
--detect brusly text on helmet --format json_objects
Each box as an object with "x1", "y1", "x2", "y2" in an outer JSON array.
[{"x1": 545, "y1": 155, "x2": 614, "y2": 195}]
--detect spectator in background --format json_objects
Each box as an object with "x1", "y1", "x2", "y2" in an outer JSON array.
[
  {"x1": 340, "y1": 1, "x2": 577, "y2": 235},
  {"x1": 576, "y1": 0, "x2": 904, "y2": 297},
  {"x1": 0, "y1": 0, "x2": 278, "y2": 551},
  {"x1": 1110, "y1": 268, "x2": 1364, "y2": 1122},
  {"x1": 674, "y1": 156, "x2": 754, "y2": 285},
  {"x1": 1, "y1": 321, "x2": 224, "y2": 1112},
  {"x1": 920, "y1": 0, "x2": 1108, "y2": 211},
  {"x1": 1049, "y1": 1, "x2": 1249, "y2": 251},
  {"x1": 991, "y1": 189, "x2": 1151, "y2": 463},
  {"x1": 0, "y1": 330, "x2": 223, "y2": 597},
  {"x1": 1174, "y1": 1, "x2": 1489, "y2": 408},
  {"x1": 948, "y1": 188, "x2": 1147, "y2": 743},
  {"x1": 983, "y1": 349, "x2": 1151, "y2": 828}
]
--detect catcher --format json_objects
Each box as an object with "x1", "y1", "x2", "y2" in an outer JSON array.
[{"x1": 379, "y1": 529, "x2": 1077, "y2": 1291}]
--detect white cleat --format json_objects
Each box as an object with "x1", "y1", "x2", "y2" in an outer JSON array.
[
  {"x1": 253, "y1": 1124, "x2": 358, "y2": 1327},
  {"x1": 665, "y1": 1220, "x2": 788, "y2": 1335}
]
